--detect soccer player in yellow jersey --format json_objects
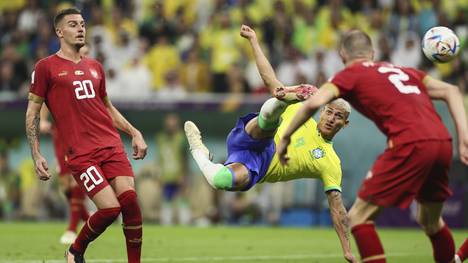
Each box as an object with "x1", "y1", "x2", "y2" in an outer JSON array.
[{"x1": 184, "y1": 25, "x2": 357, "y2": 263}]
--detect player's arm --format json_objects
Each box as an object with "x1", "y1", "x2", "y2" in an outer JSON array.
[
  {"x1": 277, "y1": 83, "x2": 338, "y2": 165},
  {"x1": 326, "y1": 190, "x2": 356, "y2": 263},
  {"x1": 424, "y1": 76, "x2": 468, "y2": 165},
  {"x1": 103, "y1": 97, "x2": 148, "y2": 160},
  {"x1": 25, "y1": 93, "x2": 51, "y2": 180},
  {"x1": 239, "y1": 24, "x2": 283, "y2": 93},
  {"x1": 39, "y1": 105, "x2": 52, "y2": 134}
]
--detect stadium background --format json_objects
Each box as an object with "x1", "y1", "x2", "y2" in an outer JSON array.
[{"x1": 0, "y1": 0, "x2": 467, "y2": 252}]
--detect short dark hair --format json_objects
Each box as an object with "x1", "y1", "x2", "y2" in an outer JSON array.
[
  {"x1": 54, "y1": 7, "x2": 81, "y2": 28},
  {"x1": 340, "y1": 30, "x2": 373, "y2": 59}
]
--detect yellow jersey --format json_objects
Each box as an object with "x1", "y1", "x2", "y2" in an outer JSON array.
[{"x1": 262, "y1": 103, "x2": 343, "y2": 192}]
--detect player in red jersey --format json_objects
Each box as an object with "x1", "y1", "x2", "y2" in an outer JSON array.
[
  {"x1": 277, "y1": 30, "x2": 468, "y2": 263},
  {"x1": 40, "y1": 105, "x2": 90, "y2": 245},
  {"x1": 25, "y1": 8, "x2": 147, "y2": 263}
]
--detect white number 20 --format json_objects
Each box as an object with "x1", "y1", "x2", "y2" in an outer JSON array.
[
  {"x1": 378, "y1": 66, "x2": 420, "y2": 95},
  {"x1": 80, "y1": 166, "x2": 104, "y2": 192},
  {"x1": 74, "y1": 80, "x2": 95, "y2": 100}
]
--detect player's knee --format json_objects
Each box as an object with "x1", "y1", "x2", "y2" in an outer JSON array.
[
  {"x1": 417, "y1": 216, "x2": 443, "y2": 235},
  {"x1": 348, "y1": 207, "x2": 369, "y2": 227},
  {"x1": 118, "y1": 190, "x2": 142, "y2": 225}
]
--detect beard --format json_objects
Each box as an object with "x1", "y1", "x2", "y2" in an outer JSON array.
[{"x1": 74, "y1": 42, "x2": 85, "y2": 50}]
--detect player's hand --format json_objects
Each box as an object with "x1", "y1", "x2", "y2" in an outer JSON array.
[
  {"x1": 34, "y1": 154, "x2": 51, "y2": 181},
  {"x1": 344, "y1": 252, "x2": 357, "y2": 263},
  {"x1": 39, "y1": 119, "x2": 52, "y2": 134},
  {"x1": 132, "y1": 131, "x2": 147, "y2": 160},
  {"x1": 240, "y1": 24, "x2": 257, "y2": 41},
  {"x1": 276, "y1": 136, "x2": 291, "y2": 166},
  {"x1": 459, "y1": 134, "x2": 468, "y2": 165}
]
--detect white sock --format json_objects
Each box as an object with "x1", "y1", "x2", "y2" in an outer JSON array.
[
  {"x1": 191, "y1": 150, "x2": 228, "y2": 189},
  {"x1": 258, "y1": 98, "x2": 288, "y2": 130}
]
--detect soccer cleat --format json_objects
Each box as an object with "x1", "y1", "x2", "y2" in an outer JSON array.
[
  {"x1": 65, "y1": 247, "x2": 85, "y2": 263},
  {"x1": 274, "y1": 84, "x2": 318, "y2": 103},
  {"x1": 60, "y1": 230, "x2": 77, "y2": 245},
  {"x1": 184, "y1": 121, "x2": 213, "y2": 161}
]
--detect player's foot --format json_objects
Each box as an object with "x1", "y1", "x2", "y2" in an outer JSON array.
[
  {"x1": 65, "y1": 247, "x2": 85, "y2": 263},
  {"x1": 454, "y1": 254, "x2": 462, "y2": 263},
  {"x1": 274, "y1": 84, "x2": 318, "y2": 103},
  {"x1": 60, "y1": 230, "x2": 77, "y2": 245},
  {"x1": 184, "y1": 121, "x2": 213, "y2": 160}
]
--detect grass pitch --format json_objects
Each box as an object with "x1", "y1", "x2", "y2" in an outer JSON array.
[{"x1": 0, "y1": 222, "x2": 466, "y2": 262}]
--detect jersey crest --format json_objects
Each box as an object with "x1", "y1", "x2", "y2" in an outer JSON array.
[
  {"x1": 90, "y1": 68, "x2": 98, "y2": 78},
  {"x1": 310, "y1": 147, "x2": 325, "y2": 159}
]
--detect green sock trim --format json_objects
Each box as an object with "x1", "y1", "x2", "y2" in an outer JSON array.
[
  {"x1": 213, "y1": 166, "x2": 233, "y2": 190},
  {"x1": 258, "y1": 115, "x2": 281, "y2": 131}
]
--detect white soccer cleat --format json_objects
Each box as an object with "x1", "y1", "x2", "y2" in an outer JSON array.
[
  {"x1": 184, "y1": 121, "x2": 213, "y2": 160},
  {"x1": 275, "y1": 84, "x2": 318, "y2": 103},
  {"x1": 60, "y1": 230, "x2": 77, "y2": 245},
  {"x1": 454, "y1": 255, "x2": 462, "y2": 263}
]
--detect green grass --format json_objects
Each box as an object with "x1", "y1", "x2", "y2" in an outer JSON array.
[{"x1": 0, "y1": 222, "x2": 466, "y2": 262}]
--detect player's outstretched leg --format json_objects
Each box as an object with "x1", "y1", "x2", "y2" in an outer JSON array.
[
  {"x1": 185, "y1": 121, "x2": 234, "y2": 190},
  {"x1": 453, "y1": 238, "x2": 468, "y2": 263}
]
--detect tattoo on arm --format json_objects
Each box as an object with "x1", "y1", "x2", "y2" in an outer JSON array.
[
  {"x1": 327, "y1": 190, "x2": 351, "y2": 251},
  {"x1": 26, "y1": 108, "x2": 41, "y2": 161}
]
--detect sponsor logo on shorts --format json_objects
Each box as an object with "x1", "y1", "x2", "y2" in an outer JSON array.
[{"x1": 310, "y1": 147, "x2": 325, "y2": 159}]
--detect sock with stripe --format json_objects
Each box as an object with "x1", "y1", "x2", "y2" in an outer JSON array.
[
  {"x1": 71, "y1": 207, "x2": 121, "y2": 254},
  {"x1": 351, "y1": 223, "x2": 386, "y2": 263},
  {"x1": 427, "y1": 224, "x2": 455, "y2": 263},
  {"x1": 118, "y1": 190, "x2": 143, "y2": 263}
]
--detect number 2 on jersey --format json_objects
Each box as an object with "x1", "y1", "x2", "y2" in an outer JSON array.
[
  {"x1": 74, "y1": 80, "x2": 95, "y2": 99},
  {"x1": 377, "y1": 66, "x2": 420, "y2": 94},
  {"x1": 80, "y1": 166, "x2": 104, "y2": 192}
]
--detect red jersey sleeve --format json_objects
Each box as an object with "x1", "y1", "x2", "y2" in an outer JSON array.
[
  {"x1": 98, "y1": 63, "x2": 107, "y2": 99},
  {"x1": 329, "y1": 67, "x2": 359, "y2": 97},
  {"x1": 30, "y1": 60, "x2": 50, "y2": 98}
]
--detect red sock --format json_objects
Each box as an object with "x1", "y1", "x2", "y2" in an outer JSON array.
[
  {"x1": 457, "y1": 238, "x2": 468, "y2": 261},
  {"x1": 71, "y1": 207, "x2": 121, "y2": 254},
  {"x1": 351, "y1": 223, "x2": 386, "y2": 263},
  {"x1": 118, "y1": 190, "x2": 142, "y2": 263},
  {"x1": 68, "y1": 186, "x2": 87, "y2": 232},
  {"x1": 73, "y1": 186, "x2": 90, "y2": 222},
  {"x1": 428, "y1": 224, "x2": 455, "y2": 263}
]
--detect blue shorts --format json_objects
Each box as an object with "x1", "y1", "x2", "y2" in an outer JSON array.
[{"x1": 224, "y1": 113, "x2": 275, "y2": 190}]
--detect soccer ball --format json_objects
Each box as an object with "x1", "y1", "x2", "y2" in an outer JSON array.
[{"x1": 422, "y1": 26, "x2": 460, "y2": 63}]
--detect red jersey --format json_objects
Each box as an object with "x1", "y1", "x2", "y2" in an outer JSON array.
[
  {"x1": 30, "y1": 54, "x2": 122, "y2": 159},
  {"x1": 330, "y1": 61, "x2": 451, "y2": 146}
]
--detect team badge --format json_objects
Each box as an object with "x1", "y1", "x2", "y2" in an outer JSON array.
[
  {"x1": 310, "y1": 147, "x2": 325, "y2": 159},
  {"x1": 90, "y1": 68, "x2": 98, "y2": 78},
  {"x1": 74, "y1": 70, "x2": 84, "y2": 75}
]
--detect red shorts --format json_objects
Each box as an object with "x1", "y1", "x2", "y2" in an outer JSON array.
[
  {"x1": 358, "y1": 139, "x2": 452, "y2": 209},
  {"x1": 66, "y1": 146, "x2": 134, "y2": 197},
  {"x1": 52, "y1": 129, "x2": 71, "y2": 176}
]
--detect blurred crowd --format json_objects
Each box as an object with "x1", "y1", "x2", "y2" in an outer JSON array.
[
  {"x1": 0, "y1": 0, "x2": 467, "y2": 225},
  {"x1": 0, "y1": 0, "x2": 466, "y2": 100}
]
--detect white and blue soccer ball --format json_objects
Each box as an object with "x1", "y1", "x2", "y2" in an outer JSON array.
[{"x1": 422, "y1": 26, "x2": 460, "y2": 63}]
